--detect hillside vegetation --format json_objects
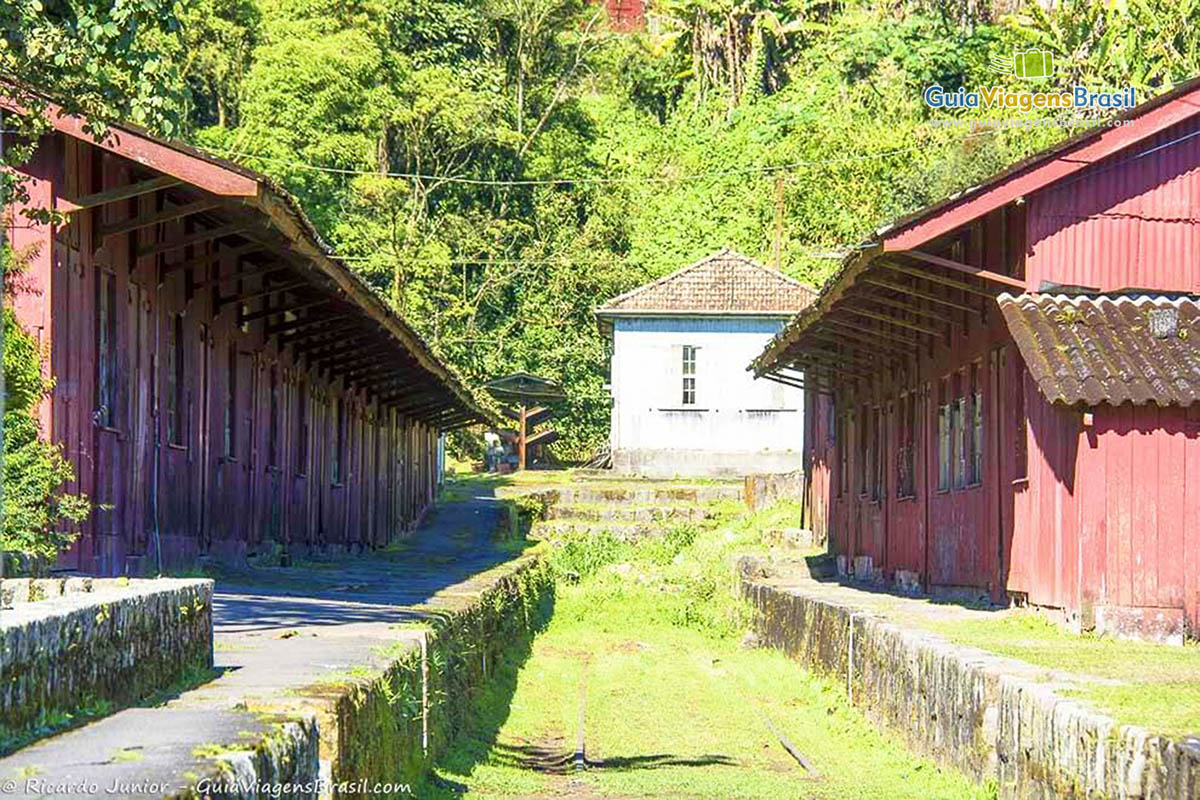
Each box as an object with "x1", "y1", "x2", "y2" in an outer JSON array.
[{"x1": 9, "y1": 0, "x2": 1200, "y2": 457}]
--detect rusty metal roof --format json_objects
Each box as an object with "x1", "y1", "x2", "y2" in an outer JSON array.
[{"x1": 997, "y1": 293, "x2": 1200, "y2": 406}]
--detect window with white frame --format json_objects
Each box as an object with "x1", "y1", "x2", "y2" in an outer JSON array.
[{"x1": 681, "y1": 345, "x2": 697, "y2": 405}]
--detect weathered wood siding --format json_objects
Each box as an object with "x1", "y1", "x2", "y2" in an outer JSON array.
[
  {"x1": 799, "y1": 118, "x2": 1200, "y2": 639},
  {"x1": 8, "y1": 132, "x2": 441, "y2": 576}
]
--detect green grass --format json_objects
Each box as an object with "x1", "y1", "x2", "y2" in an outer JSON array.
[
  {"x1": 427, "y1": 501, "x2": 985, "y2": 799},
  {"x1": 924, "y1": 613, "x2": 1200, "y2": 738}
]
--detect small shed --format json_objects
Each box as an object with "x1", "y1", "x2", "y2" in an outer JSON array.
[{"x1": 595, "y1": 249, "x2": 816, "y2": 477}]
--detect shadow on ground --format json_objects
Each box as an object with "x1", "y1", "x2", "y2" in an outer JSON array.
[{"x1": 211, "y1": 479, "x2": 532, "y2": 633}]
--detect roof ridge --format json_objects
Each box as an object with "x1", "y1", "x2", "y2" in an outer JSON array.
[{"x1": 596, "y1": 248, "x2": 816, "y2": 315}]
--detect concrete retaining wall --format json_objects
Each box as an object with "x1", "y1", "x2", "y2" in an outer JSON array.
[
  {"x1": 181, "y1": 556, "x2": 553, "y2": 799},
  {"x1": 739, "y1": 558, "x2": 1200, "y2": 799},
  {"x1": 0, "y1": 577, "x2": 213, "y2": 737},
  {"x1": 743, "y1": 470, "x2": 804, "y2": 512}
]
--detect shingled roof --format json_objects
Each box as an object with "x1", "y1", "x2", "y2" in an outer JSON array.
[
  {"x1": 596, "y1": 249, "x2": 816, "y2": 320},
  {"x1": 997, "y1": 293, "x2": 1200, "y2": 407}
]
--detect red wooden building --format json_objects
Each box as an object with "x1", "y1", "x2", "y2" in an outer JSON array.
[
  {"x1": 3, "y1": 93, "x2": 491, "y2": 576},
  {"x1": 752, "y1": 80, "x2": 1200, "y2": 643}
]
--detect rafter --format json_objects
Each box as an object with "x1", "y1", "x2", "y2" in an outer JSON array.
[
  {"x1": 240, "y1": 298, "x2": 329, "y2": 324},
  {"x1": 102, "y1": 199, "x2": 220, "y2": 237},
  {"x1": 855, "y1": 291, "x2": 953, "y2": 325},
  {"x1": 136, "y1": 223, "x2": 246, "y2": 259},
  {"x1": 860, "y1": 276, "x2": 984, "y2": 314},
  {"x1": 63, "y1": 175, "x2": 179, "y2": 212},
  {"x1": 905, "y1": 250, "x2": 1025, "y2": 290},
  {"x1": 217, "y1": 280, "x2": 310, "y2": 308},
  {"x1": 823, "y1": 314, "x2": 924, "y2": 345},
  {"x1": 840, "y1": 304, "x2": 939, "y2": 336},
  {"x1": 878, "y1": 260, "x2": 998, "y2": 299}
]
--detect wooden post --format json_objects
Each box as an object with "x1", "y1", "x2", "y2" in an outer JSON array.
[{"x1": 518, "y1": 404, "x2": 528, "y2": 470}]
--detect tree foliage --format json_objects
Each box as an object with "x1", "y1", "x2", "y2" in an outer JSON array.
[
  {"x1": 2, "y1": 256, "x2": 89, "y2": 570},
  {"x1": 10, "y1": 0, "x2": 1200, "y2": 466}
]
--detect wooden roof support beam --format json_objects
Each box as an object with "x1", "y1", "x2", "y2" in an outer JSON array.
[
  {"x1": 878, "y1": 260, "x2": 998, "y2": 299},
  {"x1": 64, "y1": 175, "x2": 180, "y2": 212},
  {"x1": 787, "y1": 354, "x2": 875, "y2": 380},
  {"x1": 385, "y1": 392, "x2": 455, "y2": 413},
  {"x1": 329, "y1": 351, "x2": 400, "y2": 376},
  {"x1": 762, "y1": 371, "x2": 833, "y2": 395},
  {"x1": 137, "y1": 222, "x2": 247, "y2": 259},
  {"x1": 803, "y1": 332, "x2": 901, "y2": 365},
  {"x1": 860, "y1": 276, "x2": 984, "y2": 315},
  {"x1": 808, "y1": 324, "x2": 912, "y2": 356},
  {"x1": 394, "y1": 399, "x2": 457, "y2": 419},
  {"x1": 160, "y1": 243, "x2": 262, "y2": 278},
  {"x1": 823, "y1": 314, "x2": 923, "y2": 345},
  {"x1": 840, "y1": 304, "x2": 940, "y2": 336},
  {"x1": 789, "y1": 337, "x2": 880, "y2": 370},
  {"x1": 279, "y1": 320, "x2": 365, "y2": 347},
  {"x1": 905, "y1": 250, "x2": 1026, "y2": 291},
  {"x1": 774, "y1": 366, "x2": 836, "y2": 392},
  {"x1": 217, "y1": 280, "x2": 310, "y2": 308},
  {"x1": 309, "y1": 341, "x2": 391, "y2": 369},
  {"x1": 855, "y1": 291, "x2": 954, "y2": 325},
  {"x1": 266, "y1": 313, "x2": 353, "y2": 337},
  {"x1": 442, "y1": 417, "x2": 483, "y2": 432},
  {"x1": 240, "y1": 297, "x2": 329, "y2": 324},
  {"x1": 191, "y1": 262, "x2": 290, "y2": 290},
  {"x1": 102, "y1": 199, "x2": 221, "y2": 237}
]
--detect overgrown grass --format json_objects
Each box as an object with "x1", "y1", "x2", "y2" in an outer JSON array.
[
  {"x1": 428, "y1": 499, "x2": 985, "y2": 799},
  {"x1": 924, "y1": 613, "x2": 1200, "y2": 738}
]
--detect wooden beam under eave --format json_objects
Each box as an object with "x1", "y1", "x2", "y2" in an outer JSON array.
[
  {"x1": 266, "y1": 313, "x2": 354, "y2": 338},
  {"x1": 860, "y1": 276, "x2": 984, "y2": 315},
  {"x1": 804, "y1": 332, "x2": 902, "y2": 364},
  {"x1": 855, "y1": 291, "x2": 954, "y2": 325},
  {"x1": 808, "y1": 323, "x2": 912, "y2": 356},
  {"x1": 840, "y1": 304, "x2": 940, "y2": 336},
  {"x1": 307, "y1": 339, "x2": 389, "y2": 368},
  {"x1": 137, "y1": 223, "x2": 247, "y2": 259},
  {"x1": 792, "y1": 337, "x2": 880, "y2": 370},
  {"x1": 280, "y1": 321, "x2": 367, "y2": 348},
  {"x1": 62, "y1": 175, "x2": 181, "y2": 213},
  {"x1": 240, "y1": 298, "x2": 330, "y2": 324},
  {"x1": 822, "y1": 314, "x2": 924, "y2": 345},
  {"x1": 787, "y1": 353, "x2": 875, "y2": 380},
  {"x1": 877, "y1": 260, "x2": 999, "y2": 298},
  {"x1": 905, "y1": 250, "x2": 1027, "y2": 291},
  {"x1": 160, "y1": 243, "x2": 263, "y2": 278},
  {"x1": 191, "y1": 262, "x2": 291, "y2": 290},
  {"x1": 101, "y1": 199, "x2": 221, "y2": 237},
  {"x1": 217, "y1": 280, "x2": 311, "y2": 308}
]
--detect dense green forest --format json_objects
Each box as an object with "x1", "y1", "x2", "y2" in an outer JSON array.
[{"x1": 8, "y1": 0, "x2": 1200, "y2": 459}]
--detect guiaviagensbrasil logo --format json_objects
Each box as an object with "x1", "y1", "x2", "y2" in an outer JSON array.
[
  {"x1": 925, "y1": 48, "x2": 1135, "y2": 113},
  {"x1": 989, "y1": 49, "x2": 1054, "y2": 80}
]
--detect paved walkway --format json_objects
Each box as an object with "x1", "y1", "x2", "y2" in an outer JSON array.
[{"x1": 0, "y1": 488, "x2": 515, "y2": 798}]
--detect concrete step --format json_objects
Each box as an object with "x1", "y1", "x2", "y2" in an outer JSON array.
[
  {"x1": 499, "y1": 484, "x2": 743, "y2": 506},
  {"x1": 544, "y1": 504, "x2": 713, "y2": 523},
  {"x1": 761, "y1": 526, "x2": 817, "y2": 550}
]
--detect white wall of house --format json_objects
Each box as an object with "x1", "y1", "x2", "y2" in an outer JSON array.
[{"x1": 608, "y1": 315, "x2": 804, "y2": 477}]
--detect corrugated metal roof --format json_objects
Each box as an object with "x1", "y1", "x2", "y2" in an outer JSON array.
[
  {"x1": 596, "y1": 249, "x2": 816, "y2": 316},
  {"x1": 997, "y1": 293, "x2": 1200, "y2": 406}
]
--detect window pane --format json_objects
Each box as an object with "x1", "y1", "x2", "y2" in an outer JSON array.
[{"x1": 681, "y1": 346, "x2": 696, "y2": 404}]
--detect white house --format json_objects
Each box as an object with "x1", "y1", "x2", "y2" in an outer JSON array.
[{"x1": 595, "y1": 249, "x2": 816, "y2": 477}]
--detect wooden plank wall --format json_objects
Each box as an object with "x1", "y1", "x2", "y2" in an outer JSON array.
[{"x1": 8, "y1": 133, "x2": 440, "y2": 576}]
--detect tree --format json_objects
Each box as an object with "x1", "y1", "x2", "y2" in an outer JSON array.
[{"x1": 1, "y1": 0, "x2": 182, "y2": 568}]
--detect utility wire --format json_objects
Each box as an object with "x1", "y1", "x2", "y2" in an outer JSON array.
[{"x1": 200, "y1": 129, "x2": 997, "y2": 188}]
